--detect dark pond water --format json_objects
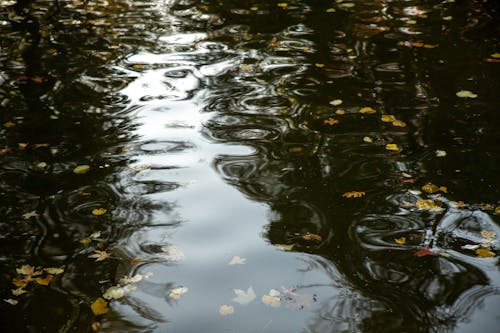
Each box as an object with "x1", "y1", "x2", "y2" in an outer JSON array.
[{"x1": 1, "y1": 0, "x2": 499, "y2": 332}]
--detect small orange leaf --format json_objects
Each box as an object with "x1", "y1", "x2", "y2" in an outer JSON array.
[
  {"x1": 475, "y1": 248, "x2": 495, "y2": 258},
  {"x1": 323, "y1": 118, "x2": 339, "y2": 125},
  {"x1": 12, "y1": 277, "x2": 30, "y2": 288},
  {"x1": 91, "y1": 297, "x2": 109, "y2": 316},
  {"x1": 35, "y1": 274, "x2": 53, "y2": 286},
  {"x1": 342, "y1": 191, "x2": 366, "y2": 199}
]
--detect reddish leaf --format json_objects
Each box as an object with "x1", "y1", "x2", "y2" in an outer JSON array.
[
  {"x1": 0, "y1": 148, "x2": 12, "y2": 155},
  {"x1": 413, "y1": 247, "x2": 436, "y2": 257}
]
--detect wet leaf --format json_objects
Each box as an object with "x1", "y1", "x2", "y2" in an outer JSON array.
[
  {"x1": 392, "y1": 120, "x2": 406, "y2": 127},
  {"x1": 219, "y1": 304, "x2": 234, "y2": 315},
  {"x1": 479, "y1": 203, "x2": 494, "y2": 211},
  {"x1": 381, "y1": 115, "x2": 397, "y2": 122},
  {"x1": 103, "y1": 286, "x2": 125, "y2": 300},
  {"x1": 385, "y1": 144, "x2": 400, "y2": 151},
  {"x1": 480, "y1": 230, "x2": 496, "y2": 239},
  {"x1": 491, "y1": 53, "x2": 500, "y2": 59},
  {"x1": 416, "y1": 199, "x2": 436, "y2": 210},
  {"x1": 456, "y1": 90, "x2": 477, "y2": 98},
  {"x1": 73, "y1": 165, "x2": 90, "y2": 174},
  {"x1": 363, "y1": 136, "x2": 373, "y2": 143},
  {"x1": 302, "y1": 233, "x2": 322, "y2": 242},
  {"x1": 44, "y1": 267, "x2": 64, "y2": 275},
  {"x1": 422, "y1": 183, "x2": 439, "y2": 193},
  {"x1": 12, "y1": 277, "x2": 30, "y2": 288},
  {"x1": 436, "y1": 150, "x2": 447, "y2": 157},
  {"x1": 22, "y1": 211, "x2": 39, "y2": 219},
  {"x1": 92, "y1": 208, "x2": 107, "y2": 216},
  {"x1": 232, "y1": 286, "x2": 256, "y2": 305},
  {"x1": 275, "y1": 244, "x2": 294, "y2": 251},
  {"x1": 342, "y1": 191, "x2": 365, "y2": 198},
  {"x1": 160, "y1": 245, "x2": 185, "y2": 261},
  {"x1": 439, "y1": 186, "x2": 447, "y2": 193},
  {"x1": 11, "y1": 287, "x2": 27, "y2": 296},
  {"x1": 88, "y1": 250, "x2": 111, "y2": 262},
  {"x1": 91, "y1": 322, "x2": 101, "y2": 332},
  {"x1": 461, "y1": 244, "x2": 480, "y2": 250},
  {"x1": 91, "y1": 297, "x2": 109, "y2": 316},
  {"x1": 169, "y1": 286, "x2": 189, "y2": 300},
  {"x1": 413, "y1": 247, "x2": 436, "y2": 257},
  {"x1": 4, "y1": 299, "x2": 18, "y2": 305},
  {"x1": 335, "y1": 109, "x2": 345, "y2": 115},
  {"x1": 315, "y1": 63, "x2": 325, "y2": 68},
  {"x1": 326, "y1": 8, "x2": 336, "y2": 13},
  {"x1": 16, "y1": 265, "x2": 42, "y2": 276},
  {"x1": 395, "y1": 237, "x2": 406, "y2": 245},
  {"x1": 262, "y1": 294, "x2": 281, "y2": 308},
  {"x1": 228, "y1": 256, "x2": 246, "y2": 265},
  {"x1": 35, "y1": 274, "x2": 53, "y2": 286},
  {"x1": 359, "y1": 107, "x2": 376, "y2": 114},
  {"x1": 323, "y1": 117, "x2": 339, "y2": 125},
  {"x1": 3, "y1": 121, "x2": 16, "y2": 128},
  {"x1": 0, "y1": 148, "x2": 12, "y2": 155},
  {"x1": 80, "y1": 237, "x2": 92, "y2": 244},
  {"x1": 119, "y1": 274, "x2": 143, "y2": 284},
  {"x1": 475, "y1": 248, "x2": 495, "y2": 258},
  {"x1": 123, "y1": 284, "x2": 136, "y2": 292},
  {"x1": 329, "y1": 99, "x2": 343, "y2": 106}
]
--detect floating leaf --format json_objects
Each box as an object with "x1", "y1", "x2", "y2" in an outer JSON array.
[
  {"x1": 392, "y1": 120, "x2": 406, "y2": 127},
  {"x1": 11, "y1": 287, "x2": 27, "y2": 296},
  {"x1": 480, "y1": 230, "x2": 496, "y2": 239},
  {"x1": 436, "y1": 150, "x2": 447, "y2": 157},
  {"x1": 381, "y1": 115, "x2": 397, "y2": 122},
  {"x1": 80, "y1": 237, "x2": 92, "y2": 244},
  {"x1": 385, "y1": 144, "x2": 399, "y2": 151},
  {"x1": 103, "y1": 286, "x2": 125, "y2": 300},
  {"x1": 335, "y1": 109, "x2": 345, "y2": 115},
  {"x1": 416, "y1": 199, "x2": 435, "y2": 210},
  {"x1": 422, "y1": 183, "x2": 439, "y2": 193},
  {"x1": 3, "y1": 121, "x2": 15, "y2": 128},
  {"x1": 16, "y1": 265, "x2": 42, "y2": 277},
  {"x1": 395, "y1": 237, "x2": 406, "y2": 245},
  {"x1": 44, "y1": 267, "x2": 64, "y2": 275},
  {"x1": 228, "y1": 256, "x2": 246, "y2": 265},
  {"x1": 91, "y1": 322, "x2": 101, "y2": 332},
  {"x1": 461, "y1": 244, "x2": 480, "y2": 250},
  {"x1": 22, "y1": 211, "x2": 39, "y2": 219},
  {"x1": 413, "y1": 247, "x2": 436, "y2": 257},
  {"x1": 161, "y1": 245, "x2": 185, "y2": 261},
  {"x1": 359, "y1": 107, "x2": 376, "y2": 114},
  {"x1": 326, "y1": 8, "x2": 336, "y2": 13},
  {"x1": 475, "y1": 248, "x2": 495, "y2": 258},
  {"x1": 456, "y1": 90, "x2": 478, "y2": 98},
  {"x1": 88, "y1": 250, "x2": 111, "y2": 262},
  {"x1": 277, "y1": 3, "x2": 288, "y2": 8},
  {"x1": 73, "y1": 165, "x2": 90, "y2": 174},
  {"x1": 302, "y1": 233, "x2": 322, "y2": 242},
  {"x1": 363, "y1": 136, "x2": 373, "y2": 143},
  {"x1": 342, "y1": 191, "x2": 365, "y2": 199},
  {"x1": 329, "y1": 99, "x2": 343, "y2": 106},
  {"x1": 232, "y1": 286, "x2": 256, "y2": 305},
  {"x1": 315, "y1": 63, "x2": 325, "y2": 68},
  {"x1": 12, "y1": 277, "x2": 30, "y2": 288},
  {"x1": 219, "y1": 304, "x2": 234, "y2": 315},
  {"x1": 275, "y1": 244, "x2": 294, "y2": 251},
  {"x1": 169, "y1": 286, "x2": 189, "y2": 300},
  {"x1": 92, "y1": 208, "x2": 107, "y2": 216},
  {"x1": 35, "y1": 274, "x2": 53, "y2": 286},
  {"x1": 491, "y1": 53, "x2": 500, "y2": 59},
  {"x1": 119, "y1": 274, "x2": 143, "y2": 284},
  {"x1": 4, "y1": 299, "x2": 18, "y2": 305},
  {"x1": 323, "y1": 117, "x2": 339, "y2": 125},
  {"x1": 91, "y1": 297, "x2": 109, "y2": 316},
  {"x1": 262, "y1": 294, "x2": 281, "y2": 308}
]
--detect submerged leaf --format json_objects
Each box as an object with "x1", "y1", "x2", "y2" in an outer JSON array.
[
  {"x1": 219, "y1": 304, "x2": 234, "y2": 315},
  {"x1": 232, "y1": 286, "x2": 256, "y2": 305},
  {"x1": 91, "y1": 297, "x2": 109, "y2": 316}
]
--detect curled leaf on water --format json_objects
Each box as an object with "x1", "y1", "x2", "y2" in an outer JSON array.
[
  {"x1": 475, "y1": 248, "x2": 495, "y2": 258},
  {"x1": 73, "y1": 165, "x2": 90, "y2": 174},
  {"x1": 44, "y1": 267, "x2": 64, "y2": 275},
  {"x1": 385, "y1": 144, "x2": 399, "y2": 151},
  {"x1": 363, "y1": 136, "x2": 373, "y2": 143},
  {"x1": 359, "y1": 107, "x2": 376, "y2": 114},
  {"x1": 92, "y1": 208, "x2": 107, "y2": 216},
  {"x1": 91, "y1": 297, "x2": 108, "y2": 316},
  {"x1": 394, "y1": 237, "x2": 406, "y2": 245},
  {"x1": 342, "y1": 191, "x2": 365, "y2": 199},
  {"x1": 456, "y1": 90, "x2": 478, "y2": 98},
  {"x1": 219, "y1": 304, "x2": 234, "y2": 315}
]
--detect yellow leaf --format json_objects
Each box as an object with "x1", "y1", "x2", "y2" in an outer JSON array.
[
  {"x1": 302, "y1": 233, "x2": 322, "y2": 242},
  {"x1": 416, "y1": 199, "x2": 435, "y2": 210},
  {"x1": 422, "y1": 183, "x2": 439, "y2": 193},
  {"x1": 480, "y1": 230, "x2": 496, "y2": 239},
  {"x1": 12, "y1": 277, "x2": 30, "y2": 288},
  {"x1": 456, "y1": 90, "x2": 477, "y2": 98},
  {"x1": 35, "y1": 274, "x2": 53, "y2": 286},
  {"x1": 495, "y1": 206, "x2": 500, "y2": 214},
  {"x1": 92, "y1": 208, "x2": 107, "y2": 216},
  {"x1": 323, "y1": 118, "x2": 339, "y2": 125},
  {"x1": 73, "y1": 165, "x2": 90, "y2": 174},
  {"x1": 363, "y1": 136, "x2": 373, "y2": 143},
  {"x1": 91, "y1": 322, "x2": 101, "y2": 332},
  {"x1": 385, "y1": 144, "x2": 399, "y2": 151},
  {"x1": 326, "y1": 8, "x2": 336, "y2": 13},
  {"x1": 277, "y1": 3, "x2": 288, "y2": 8},
  {"x1": 335, "y1": 109, "x2": 345, "y2": 115},
  {"x1": 480, "y1": 203, "x2": 493, "y2": 211},
  {"x1": 275, "y1": 244, "x2": 294, "y2": 251},
  {"x1": 315, "y1": 63, "x2": 325, "y2": 68},
  {"x1": 381, "y1": 115, "x2": 397, "y2": 122},
  {"x1": 359, "y1": 107, "x2": 376, "y2": 114},
  {"x1": 439, "y1": 186, "x2": 448, "y2": 193},
  {"x1": 262, "y1": 295, "x2": 281, "y2": 308},
  {"x1": 329, "y1": 99, "x2": 343, "y2": 106},
  {"x1": 80, "y1": 237, "x2": 92, "y2": 244},
  {"x1": 475, "y1": 248, "x2": 495, "y2": 258},
  {"x1": 342, "y1": 191, "x2": 366, "y2": 199},
  {"x1": 3, "y1": 121, "x2": 15, "y2": 128},
  {"x1": 392, "y1": 120, "x2": 406, "y2": 127},
  {"x1": 491, "y1": 53, "x2": 500, "y2": 59},
  {"x1": 219, "y1": 304, "x2": 234, "y2": 315},
  {"x1": 4, "y1": 299, "x2": 18, "y2": 305},
  {"x1": 11, "y1": 287, "x2": 27, "y2": 296},
  {"x1": 91, "y1": 297, "x2": 109, "y2": 316},
  {"x1": 44, "y1": 267, "x2": 64, "y2": 275},
  {"x1": 394, "y1": 237, "x2": 406, "y2": 245}
]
